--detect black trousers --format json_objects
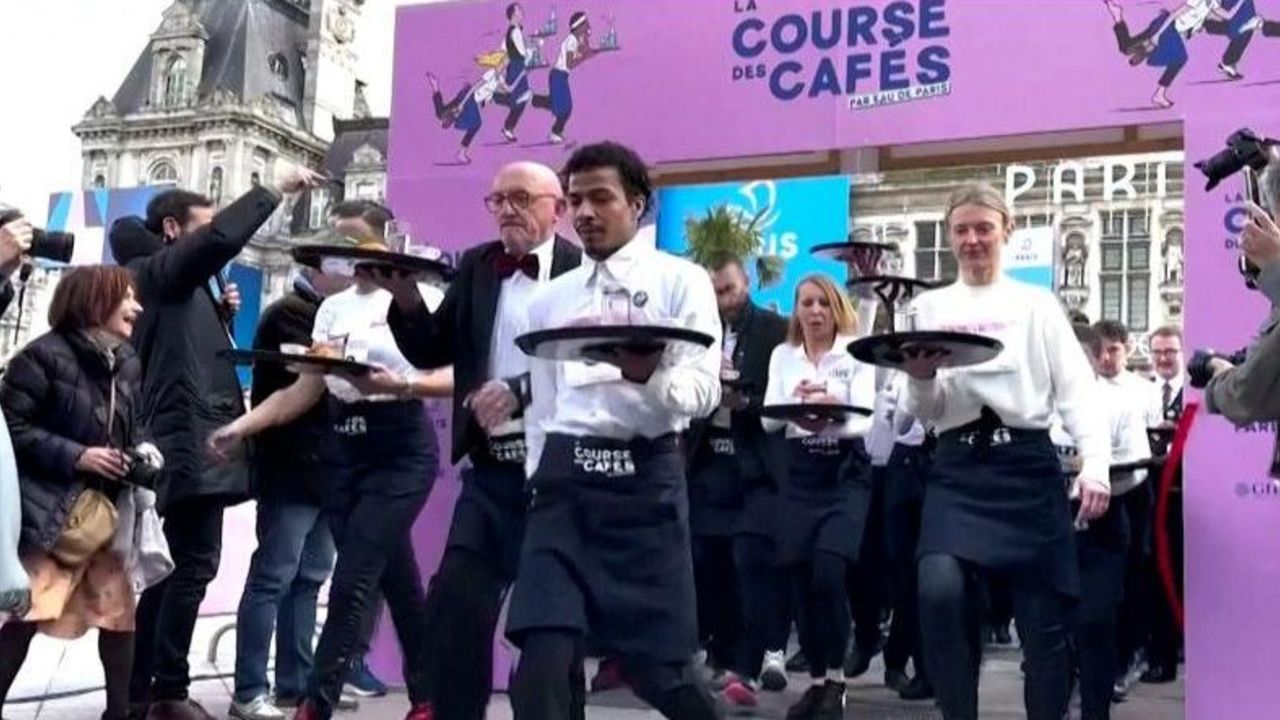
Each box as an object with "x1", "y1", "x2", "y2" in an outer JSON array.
[
  {"x1": 796, "y1": 551, "x2": 850, "y2": 678},
  {"x1": 847, "y1": 468, "x2": 888, "y2": 653},
  {"x1": 692, "y1": 535, "x2": 744, "y2": 673},
  {"x1": 131, "y1": 497, "x2": 226, "y2": 703},
  {"x1": 307, "y1": 402, "x2": 438, "y2": 719},
  {"x1": 1205, "y1": 16, "x2": 1280, "y2": 66},
  {"x1": 918, "y1": 554, "x2": 1072, "y2": 720},
  {"x1": 512, "y1": 630, "x2": 719, "y2": 720},
  {"x1": 883, "y1": 491, "x2": 925, "y2": 677},
  {"x1": 1146, "y1": 487, "x2": 1184, "y2": 671},
  {"x1": 1074, "y1": 547, "x2": 1126, "y2": 720},
  {"x1": 1116, "y1": 483, "x2": 1153, "y2": 670},
  {"x1": 732, "y1": 533, "x2": 791, "y2": 676}
]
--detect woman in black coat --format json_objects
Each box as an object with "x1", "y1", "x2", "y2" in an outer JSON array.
[{"x1": 0, "y1": 265, "x2": 154, "y2": 720}]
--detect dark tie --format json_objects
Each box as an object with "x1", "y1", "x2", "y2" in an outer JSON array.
[
  {"x1": 1162, "y1": 382, "x2": 1173, "y2": 415},
  {"x1": 493, "y1": 252, "x2": 539, "y2": 280}
]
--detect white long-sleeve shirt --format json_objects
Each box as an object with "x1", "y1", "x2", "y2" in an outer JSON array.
[
  {"x1": 523, "y1": 238, "x2": 722, "y2": 477},
  {"x1": 1051, "y1": 375, "x2": 1152, "y2": 496},
  {"x1": 904, "y1": 277, "x2": 1111, "y2": 489},
  {"x1": 866, "y1": 372, "x2": 926, "y2": 465},
  {"x1": 761, "y1": 335, "x2": 876, "y2": 439}
]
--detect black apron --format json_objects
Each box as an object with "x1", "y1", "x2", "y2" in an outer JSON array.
[
  {"x1": 1055, "y1": 443, "x2": 1132, "y2": 608},
  {"x1": 447, "y1": 432, "x2": 530, "y2": 582},
  {"x1": 505, "y1": 433, "x2": 697, "y2": 663},
  {"x1": 688, "y1": 427, "x2": 743, "y2": 537},
  {"x1": 776, "y1": 434, "x2": 872, "y2": 566},
  {"x1": 920, "y1": 408, "x2": 1080, "y2": 597}
]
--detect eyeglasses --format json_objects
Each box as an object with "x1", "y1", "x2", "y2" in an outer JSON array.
[
  {"x1": 1151, "y1": 349, "x2": 1182, "y2": 358},
  {"x1": 483, "y1": 191, "x2": 560, "y2": 213}
]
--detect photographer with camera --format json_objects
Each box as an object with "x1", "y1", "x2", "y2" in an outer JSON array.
[
  {"x1": 109, "y1": 167, "x2": 323, "y2": 720},
  {"x1": 1198, "y1": 160, "x2": 1280, "y2": 424},
  {"x1": 0, "y1": 265, "x2": 163, "y2": 720}
]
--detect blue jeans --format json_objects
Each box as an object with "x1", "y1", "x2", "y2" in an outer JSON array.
[{"x1": 234, "y1": 499, "x2": 336, "y2": 702}]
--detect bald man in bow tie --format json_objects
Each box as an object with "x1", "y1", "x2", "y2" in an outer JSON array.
[{"x1": 379, "y1": 161, "x2": 583, "y2": 720}]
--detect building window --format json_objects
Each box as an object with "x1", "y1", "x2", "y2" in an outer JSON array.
[
  {"x1": 354, "y1": 181, "x2": 378, "y2": 200},
  {"x1": 209, "y1": 167, "x2": 224, "y2": 205},
  {"x1": 309, "y1": 187, "x2": 330, "y2": 229},
  {"x1": 1098, "y1": 208, "x2": 1151, "y2": 332},
  {"x1": 163, "y1": 54, "x2": 188, "y2": 107},
  {"x1": 93, "y1": 174, "x2": 106, "y2": 189},
  {"x1": 250, "y1": 171, "x2": 261, "y2": 187},
  {"x1": 150, "y1": 161, "x2": 179, "y2": 186},
  {"x1": 913, "y1": 220, "x2": 957, "y2": 284},
  {"x1": 1015, "y1": 213, "x2": 1054, "y2": 229},
  {"x1": 268, "y1": 53, "x2": 289, "y2": 80}
]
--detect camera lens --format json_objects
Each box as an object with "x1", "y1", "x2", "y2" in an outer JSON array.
[{"x1": 29, "y1": 229, "x2": 75, "y2": 263}]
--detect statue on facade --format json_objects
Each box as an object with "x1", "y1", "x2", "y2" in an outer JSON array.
[
  {"x1": 1063, "y1": 233, "x2": 1088, "y2": 288},
  {"x1": 1163, "y1": 230, "x2": 1184, "y2": 285}
]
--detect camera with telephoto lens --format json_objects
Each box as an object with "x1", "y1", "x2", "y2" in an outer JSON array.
[
  {"x1": 123, "y1": 443, "x2": 164, "y2": 488},
  {"x1": 1195, "y1": 128, "x2": 1280, "y2": 289},
  {"x1": 0, "y1": 207, "x2": 75, "y2": 263},
  {"x1": 1188, "y1": 348, "x2": 1249, "y2": 390}
]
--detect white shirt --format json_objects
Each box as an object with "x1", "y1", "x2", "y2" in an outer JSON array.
[
  {"x1": 489, "y1": 238, "x2": 555, "y2": 381},
  {"x1": 710, "y1": 327, "x2": 740, "y2": 429},
  {"x1": 1050, "y1": 375, "x2": 1151, "y2": 496},
  {"x1": 1175, "y1": 0, "x2": 1220, "y2": 33},
  {"x1": 761, "y1": 335, "x2": 876, "y2": 439},
  {"x1": 1103, "y1": 371, "x2": 1159, "y2": 431},
  {"x1": 312, "y1": 283, "x2": 444, "y2": 404},
  {"x1": 905, "y1": 277, "x2": 1111, "y2": 488},
  {"x1": 523, "y1": 239, "x2": 722, "y2": 477},
  {"x1": 554, "y1": 34, "x2": 580, "y2": 72},
  {"x1": 473, "y1": 69, "x2": 501, "y2": 104},
  {"x1": 865, "y1": 372, "x2": 926, "y2": 466}
]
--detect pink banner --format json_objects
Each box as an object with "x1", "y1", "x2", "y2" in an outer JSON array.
[{"x1": 386, "y1": 1, "x2": 1280, "y2": 714}]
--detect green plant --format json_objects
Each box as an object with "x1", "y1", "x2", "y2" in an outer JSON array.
[{"x1": 683, "y1": 205, "x2": 784, "y2": 289}]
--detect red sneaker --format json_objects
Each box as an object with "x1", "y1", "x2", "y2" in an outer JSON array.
[
  {"x1": 403, "y1": 702, "x2": 434, "y2": 720},
  {"x1": 590, "y1": 657, "x2": 628, "y2": 692},
  {"x1": 721, "y1": 677, "x2": 759, "y2": 708}
]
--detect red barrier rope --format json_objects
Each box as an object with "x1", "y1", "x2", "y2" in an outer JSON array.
[{"x1": 1154, "y1": 402, "x2": 1198, "y2": 631}]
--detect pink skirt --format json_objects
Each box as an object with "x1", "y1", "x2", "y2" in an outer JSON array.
[{"x1": 20, "y1": 548, "x2": 135, "y2": 638}]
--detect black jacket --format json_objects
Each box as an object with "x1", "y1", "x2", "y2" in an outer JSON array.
[
  {"x1": 250, "y1": 276, "x2": 330, "y2": 505},
  {"x1": 109, "y1": 185, "x2": 280, "y2": 512},
  {"x1": 388, "y1": 237, "x2": 581, "y2": 464},
  {"x1": 686, "y1": 301, "x2": 789, "y2": 482},
  {"x1": 1, "y1": 331, "x2": 148, "y2": 552}
]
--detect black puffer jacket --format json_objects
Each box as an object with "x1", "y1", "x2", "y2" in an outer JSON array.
[
  {"x1": 1, "y1": 331, "x2": 148, "y2": 552},
  {"x1": 109, "y1": 186, "x2": 280, "y2": 512}
]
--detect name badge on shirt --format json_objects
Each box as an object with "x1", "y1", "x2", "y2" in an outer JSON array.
[{"x1": 573, "y1": 443, "x2": 637, "y2": 478}]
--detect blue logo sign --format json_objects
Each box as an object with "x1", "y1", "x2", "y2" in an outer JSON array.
[{"x1": 656, "y1": 175, "x2": 850, "y2": 314}]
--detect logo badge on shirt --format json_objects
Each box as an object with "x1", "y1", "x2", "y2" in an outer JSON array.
[{"x1": 632, "y1": 290, "x2": 648, "y2": 308}]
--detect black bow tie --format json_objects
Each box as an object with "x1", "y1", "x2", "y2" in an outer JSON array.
[{"x1": 493, "y1": 252, "x2": 539, "y2": 280}]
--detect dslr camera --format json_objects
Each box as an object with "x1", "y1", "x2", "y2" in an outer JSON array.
[
  {"x1": 123, "y1": 442, "x2": 164, "y2": 488},
  {"x1": 1195, "y1": 128, "x2": 1280, "y2": 289},
  {"x1": 0, "y1": 207, "x2": 75, "y2": 264}
]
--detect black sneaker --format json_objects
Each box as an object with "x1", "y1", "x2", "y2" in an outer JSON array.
[
  {"x1": 884, "y1": 667, "x2": 910, "y2": 693},
  {"x1": 843, "y1": 644, "x2": 875, "y2": 679},
  {"x1": 784, "y1": 683, "x2": 825, "y2": 720},
  {"x1": 785, "y1": 649, "x2": 809, "y2": 674}
]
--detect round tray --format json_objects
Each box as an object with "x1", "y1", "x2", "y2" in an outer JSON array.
[
  {"x1": 848, "y1": 331, "x2": 1004, "y2": 370},
  {"x1": 217, "y1": 348, "x2": 374, "y2": 376},
  {"x1": 846, "y1": 275, "x2": 940, "y2": 294},
  {"x1": 1111, "y1": 457, "x2": 1168, "y2": 475},
  {"x1": 810, "y1": 240, "x2": 896, "y2": 262},
  {"x1": 516, "y1": 325, "x2": 716, "y2": 361},
  {"x1": 760, "y1": 403, "x2": 872, "y2": 423},
  {"x1": 292, "y1": 245, "x2": 456, "y2": 281}
]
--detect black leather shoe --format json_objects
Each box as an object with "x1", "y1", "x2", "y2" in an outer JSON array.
[
  {"x1": 899, "y1": 676, "x2": 935, "y2": 701},
  {"x1": 1142, "y1": 665, "x2": 1177, "y2": 684},
  {"x1": 814, "y1": 681, "x2": 846, "y2": 720},
  {"x1": 884, "y1": 667, "x2": 910, "y2": 693},
  {"x1": 785, "y1": 683, "x2": 825, "y2": 720},
  {"x1": 842, "y1": 645, "x2": 875, "y2": 679}
]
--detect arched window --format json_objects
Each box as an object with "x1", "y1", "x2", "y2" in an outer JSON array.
[
  {"x1": 163, "y1": 55, "x2": 188, "y2": 107},
  {"x1": 209, "y1": 167, "x2": 224, "y2": 204},
  {"x1": 93, "y1": 174, "x2": 106, "y2": 189},
  {"x1": 150, "y1": 161, "x2": 179, "y2": 186}
]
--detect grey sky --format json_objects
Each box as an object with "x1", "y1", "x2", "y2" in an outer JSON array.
[{"x1": 0, "y1": 0, "x2": 440, "y2": 222}]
